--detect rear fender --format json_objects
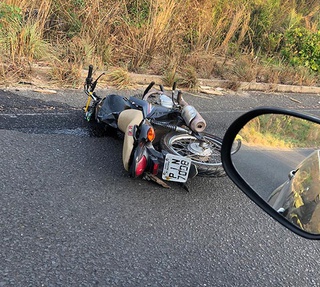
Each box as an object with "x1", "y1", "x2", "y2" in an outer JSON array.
[
  {"x1": 128, "y1": 123, "x2": 154, "y2": 177},
  {"x1": 118, "y1": 109, "x2": 143, "y2": 133},
  {"x1": 119, "y1": 110, "x2": 143, "y2": 171},
  {"x1": 129, "y1": 143, "x2": 148, "y2": 178}
]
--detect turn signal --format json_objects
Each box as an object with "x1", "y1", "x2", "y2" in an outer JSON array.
[{"x1": 147, "y1": 127, "x2": 155, "y2": 142}]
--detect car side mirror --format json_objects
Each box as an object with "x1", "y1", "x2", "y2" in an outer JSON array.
[{"x1": 221, "y1": 107, "x2": 320, "y2": 239}]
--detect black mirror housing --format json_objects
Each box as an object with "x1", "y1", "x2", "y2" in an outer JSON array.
[{"x1": 221, "y1": 107, "x2": 320, "y2": 240}]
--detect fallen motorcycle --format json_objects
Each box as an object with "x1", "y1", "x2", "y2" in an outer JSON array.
[{"x1": 83, "y1": 65, "x2": 235, "y2": 187}]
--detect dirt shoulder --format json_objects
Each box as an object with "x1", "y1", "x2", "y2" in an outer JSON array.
[{"x1": 2, "y1": 66, "x2": 320, "y2": 96}]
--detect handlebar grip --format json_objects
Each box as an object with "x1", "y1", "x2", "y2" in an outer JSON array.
[
  {"x1": 159, "y1": 85, "x2": 164, "y2": 92},
  {"x1": 86, "y1": 65, "x2": 93, "y2": 86},
  {"x1": 143, "y1": 81, "x2": 155, "y2": 97},
  {"x1": 172, "y1": 82, "x2": 177, "y2": 91},
  {"x1": 87, "y1": 65, "x2": 93, "y2": 79}
]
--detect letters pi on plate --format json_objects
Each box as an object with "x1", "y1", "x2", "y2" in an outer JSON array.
[{"x1": 162, "y1": 154, "x2": 191, "y2": 183}]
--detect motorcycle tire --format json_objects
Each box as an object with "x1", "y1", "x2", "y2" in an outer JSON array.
[{"x1": 160, "y1": 132, "x2": 226, "y2": 177}]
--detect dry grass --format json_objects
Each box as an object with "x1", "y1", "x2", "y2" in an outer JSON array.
[
  {"x1": 113, "y1": 0, "x2": 178, "y2": 71},
  {"x1": 0, "y1": 0, "x2": 320, "y2": 87},
  {"x1": 162, "y1": 65, "x2": 178, "y2": 88},
  {"x1": 107, "y1": 68, "x2": 131, "y2": 89},
  {"x1": 178, "y1": 66, "x2": 199, "y2": 90}
]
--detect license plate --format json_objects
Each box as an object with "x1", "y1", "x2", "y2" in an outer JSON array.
[{"x1": 162, "y1": 154, "x2": 191, "y2": 183}]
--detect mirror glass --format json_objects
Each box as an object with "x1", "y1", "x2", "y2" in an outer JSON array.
[{"x1": 231, "y1": 114, "x2": 320, "y2": 234}]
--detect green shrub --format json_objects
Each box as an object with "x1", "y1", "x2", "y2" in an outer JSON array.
[
  {"x1": 282, "y1": 28, "x2": 320, "y2": 71},
  {"x1": 0, "y1": 3, "x2": 22, "y2": 29}
]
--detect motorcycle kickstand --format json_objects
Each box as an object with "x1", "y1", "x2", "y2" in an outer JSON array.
[
  {"x1": 143, "y1": 172, "x2": 171, "y2": 189},
  {"x1": 180, "y1": 181, "x2": 191, "y2": 192}
]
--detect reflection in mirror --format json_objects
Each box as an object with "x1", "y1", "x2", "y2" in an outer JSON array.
[{"x1": 231, "y1": 114, "x2": 320, "y2": 234}]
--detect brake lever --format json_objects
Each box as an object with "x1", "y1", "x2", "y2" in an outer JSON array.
[{"x1": 90, "y1": 72, "x2": 105, "y2": 92}]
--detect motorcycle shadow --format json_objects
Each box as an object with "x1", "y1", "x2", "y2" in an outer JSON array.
[{"x1": 86, "y1": 121, "x2": 123, "y2": 140}]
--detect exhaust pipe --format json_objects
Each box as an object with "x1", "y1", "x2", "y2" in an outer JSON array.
[{"x1": 178, "y1": 92, "x2": 206, "y2": 133}]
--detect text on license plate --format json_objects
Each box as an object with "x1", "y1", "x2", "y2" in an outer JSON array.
[{"x1": 162, "y1": 154, "x2": 191, "y2": 183}]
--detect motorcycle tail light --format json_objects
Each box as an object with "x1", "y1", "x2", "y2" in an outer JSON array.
[
  {"x1": 152, "y1": 162, "x2": 159, "y2": 175},
  {"x1": 135, "y1": 155, "x2": 147, "y2": 177},
  {"x1": 147, "y1": 127, "x2": 155, "y2": 142}
]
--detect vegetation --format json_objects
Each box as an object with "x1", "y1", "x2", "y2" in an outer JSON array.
[
  {"x1": 239, "y1": 114, "x2": 320, "y2": 148},
  {"x1": 1, "y1": 0, "x2": 320, "y2": 87},
  {"x1": 107, "y1": 68, "x2": 131, "y2": 89}
]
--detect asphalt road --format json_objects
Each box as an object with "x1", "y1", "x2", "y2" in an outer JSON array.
[
  {"x1": 1, "y1": 87, "x2": 320, "y2": 286},
  {"x1": 232, "y1": 147, "x2": 312, "y2": 201}
]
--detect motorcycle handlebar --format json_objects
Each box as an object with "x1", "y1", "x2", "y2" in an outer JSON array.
[
  {"x1": 172, "y1": 82, "x2": 177, "y2": 91},
  {"x1": 86, "y1": 65, "x2": 93, "y2": 86},
  {"x1": 143, "y1": 81, "x2": 155, "y2": 97},
  {"x1": 87, "y1": 65, "x2": 93, "y2": 79}
]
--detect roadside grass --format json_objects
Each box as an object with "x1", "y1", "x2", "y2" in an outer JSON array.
[
  {"x1": 0, "y1": 0, "x2": 319, "y2": 88},
  {"x1": 239, "y1": 115, "x2": 320, "y2": 149},
  {"x1": 107, "y1": 68, "x2": 131, "y2": 89}
]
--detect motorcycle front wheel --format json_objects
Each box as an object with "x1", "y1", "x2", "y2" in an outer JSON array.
[{"x1": 160, "y1": 132, "x2": 225, "y2": 177}]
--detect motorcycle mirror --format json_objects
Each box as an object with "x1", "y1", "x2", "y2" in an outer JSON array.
[{"x1": 221, "y1": 107, "x2": 320, "y2": 239}]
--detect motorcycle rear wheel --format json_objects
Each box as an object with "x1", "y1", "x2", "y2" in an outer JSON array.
[{"x1": 160, "y1": 132, "x2": 225, "y2": 177}]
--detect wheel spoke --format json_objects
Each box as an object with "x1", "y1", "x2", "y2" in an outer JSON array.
[{"x1": 167, "y1": 134, "x2": 222, "y2": 166}]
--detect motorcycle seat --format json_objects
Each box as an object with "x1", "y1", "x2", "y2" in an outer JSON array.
[{"x1": 97, "y1": 94, "x2": 130, "y2": 127}]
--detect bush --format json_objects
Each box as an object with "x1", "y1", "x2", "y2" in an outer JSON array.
[
  {"x1": 1, "y1": 0, "x2": 320, "y2": 86},
  {"x1": 282, "y1": 28, "x2": 320, "y2": 71}
]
